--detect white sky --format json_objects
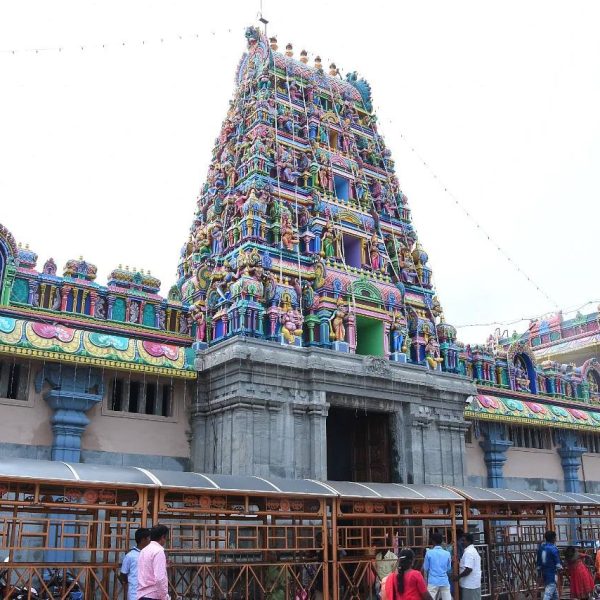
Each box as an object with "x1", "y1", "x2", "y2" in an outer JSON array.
[{"x1": 1, "y1": 0, "x2": 599, "y2": 342}]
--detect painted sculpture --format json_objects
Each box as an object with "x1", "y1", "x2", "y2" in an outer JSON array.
[{"x1": 175, "y1": 27, "x2": 451, "y2": 364}]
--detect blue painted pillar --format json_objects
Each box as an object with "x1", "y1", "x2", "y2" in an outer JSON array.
[
  {"x1": 480, "y1": 423, "x2": 513, "y2": 488},
  {"x1": 35, "y1": 365, "x2": 103, "y2": 564},
  {"x1": 558, "y1": 431, "x2": 586, "y2": 493},
  {"x1": 36, "y1": 364, "x2": 103, "y2": 462},
  {"x1": 317, "y1": 309, "x2": 332, "y2": 348}
]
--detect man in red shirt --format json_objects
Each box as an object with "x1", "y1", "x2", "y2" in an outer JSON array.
[{"x1": 136, "y1": 524, "x2": 169, "y2": 600}]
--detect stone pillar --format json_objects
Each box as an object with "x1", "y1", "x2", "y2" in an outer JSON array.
[
  {"x1": 383, "y1": 321, "x2": 391, "y2": 358},
  {"x1": 317, "y1": 309, "x2": 331, "y2": 348},
  {"x1": 35, "y1": 365, "x2": 103, "y2": 462},
  {"x1": 480, "y1": 422, "x2": 513, "y2": 488},
  {"x1": 347, "y1": 312, "x2": 356, "y2": 352},
  {"x1": 89, "y1": 291, "x2": 97, "y2": 317},
  {"x1": 558, "y1": 431, "x2": 586, "y2": 493},
  {"x1": 28, "y1": 280, "x2": 38, "y2": 305},
  {"x1": 60, "y1": 286, "x2": 70, "y2": 312},
  {"x1": 107, "y1": 295, "x2": 115, "y2": 320}
]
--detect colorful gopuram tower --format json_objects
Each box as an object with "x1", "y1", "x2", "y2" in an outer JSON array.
[{"x1": 180, "y1": 28, "x2": 474, "y2": 482}]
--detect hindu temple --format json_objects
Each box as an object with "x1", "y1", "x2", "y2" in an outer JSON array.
[{"x1": 1, "y1": 28, "x2": 600, "y2": 494}]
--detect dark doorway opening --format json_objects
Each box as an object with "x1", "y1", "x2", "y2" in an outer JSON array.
[{"x1": 326, "y1": 406, "x2": 392, "y2": 482}]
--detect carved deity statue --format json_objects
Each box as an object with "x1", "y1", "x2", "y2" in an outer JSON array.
[
  {"x1": 368, "y1": 232, "x2": 383, "y2": 271},
  {"x1": 390, "y1": 311, "x2": 409, "y2": 354},
  {"x1": 331, "y1": 298, "x2": 348, "y2": 342},
  {"x1": 425, "y1": 336, "x2": 443, "y2": 370},
  {"x1": 320, "y1": 221, "x2": 338, "y2": 259},
  {"x1": 280, "y1": 301, "x2": 303, "y2": 344},
  {"x1": 280, "y1": 210, "x2": 299, "y2": 251}
]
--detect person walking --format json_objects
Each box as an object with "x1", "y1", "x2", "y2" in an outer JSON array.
[
  {"x1": 537, "y1": 530, "x2": 562, "y2": 600},
  {"x1": 423, "y1": 532, "x2": 451, "y2": 600},
  {"x1": 456, "y1": 533, "x2": 482, "y2": 600},
  {"x1": 381, "y1": 548, "x2": 432, "y2": 600},
  {"x1": 119, "y1": 528, "x2": 151, "y2": 600},
  {"x1": 137, "y1": 524, "x2": 170, "y2": 600},
  {"x1": 565, "y1": 546, "x2": 594, "y2": 599}
]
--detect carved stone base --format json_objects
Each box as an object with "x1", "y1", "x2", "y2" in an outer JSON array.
[
  {"x1": 279, "y1": 333, "x2": 302, "y2": 347},
  {"x1": 331, "y1": 341, "x2": 350, "y2": 353},
  {"x1": 390, "y1": 352, "x2": 407, "y2": 363},
  {"x1": 190, "y1": 337, "x2": 475, "y2": 484}
]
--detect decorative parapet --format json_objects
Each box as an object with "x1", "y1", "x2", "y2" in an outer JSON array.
[
  {"x1": 465, "y1": 394, "x2": 600, "y2": 432},
  {"x1": 0, "y1": 315, "x2": 196, "y2": 379}
]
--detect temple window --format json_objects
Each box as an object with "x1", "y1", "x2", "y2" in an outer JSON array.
[
  {"x1": 319, "y1": 96, "x2": 332, "y2": 111},
  {"x1": 465, "y1": 425, "x2": 474, "y2": 444},
  {"x1": 39, "y1": 285, "x2": 56, "y2": 309},
  {"x1": 0, "y1": 359, "x2": 30, "y2": 401},
  {"x1": 342, "y1": 234, "x2": 362, "y2": 268},
  {"x1": 580, "y1": 433, "x2": 600, "y2": 454},
  {"x1": 334, "y1": 175, "x2": 350, "y2": 201},
  {"x1": 507, "y1": 425, "x2": 551, "y2": 450},
  {"x1": 167, "y1": 309, "x2": 180, "y2": 332},
  {"x1": 108, "y1": 376, "x2": 173, "y2": 417}
]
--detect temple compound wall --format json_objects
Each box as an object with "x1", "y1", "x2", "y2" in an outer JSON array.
[
  {"x1": 191, "y1": 337, "x2": 473, "y2": 484},
  {"x1": 0, "y1": 363, "x2": 191, "y2": 470}
]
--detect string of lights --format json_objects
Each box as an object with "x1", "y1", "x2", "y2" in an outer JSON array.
[
  {"x1": 380, "y1": 119, "x2": 561, "y2": 310},
  {"x1": 0, "y1": 28, "x2": 235, "y2": 56},
  {"x1": 454, "y1": 299, "x2": 600, "y2": 330}
]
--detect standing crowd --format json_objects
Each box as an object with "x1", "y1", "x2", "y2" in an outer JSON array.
[
  {"x1": 537, "y1": 530, "x2": 597, "y2": 600},
  {"x1": 117, "y1": 525, "x2": 600, "y2": 600},
  {"x1": 120, "y1": 525, "x2": 170, "y2": 600},
  {"x1": 379, "y1": 531, "x2": 482, "y2": 600}
]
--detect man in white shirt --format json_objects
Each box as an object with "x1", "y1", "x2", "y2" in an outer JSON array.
[
  {"x1": 119, "y1": 528, "x2": 151, "y2": 600},
  {"x1": 457, "y1": 533, "x2": 482, "y2": 600}
]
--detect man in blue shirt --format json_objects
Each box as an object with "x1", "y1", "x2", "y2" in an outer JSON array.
[
  {"x1": 537, "y1": 530, "x2": 562, "y2": 600},
  {"x1": 424, "y1": 532, "x2": 452, "y2": 600},
  {"x1": 119, "y1": 527, "x2": 151, "y2": 600}
]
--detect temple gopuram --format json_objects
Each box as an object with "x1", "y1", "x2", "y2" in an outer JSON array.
[{"x1": 1, "y1": 28, "x2": 599, "y2": 494}]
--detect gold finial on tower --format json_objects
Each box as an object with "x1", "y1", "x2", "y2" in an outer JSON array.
[
  {"x1": 285, "y1": 43, "x2": 293, "y2": 58},
  {"x1": 329, "y1": 63, "x2": 338, "y2": 76},
  {"x1": 314, "y1": 55, "x2": 322, "y2": 71},
  {"x1": 300, "y1": 49, "x2": 308, "y2": 64},
  {"x1": 269, "y1": 36, "x2": 278, "y2": 51}
]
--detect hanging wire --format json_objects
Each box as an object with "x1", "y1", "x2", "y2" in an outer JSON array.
[
  {"x1": 383, "y1": 121, "x2": 560, "y2": 310},
  {"x1": 0, "y1": 28, "x2": 235, "y2": 56},
  {"x1": 454, "y1": 298, "x2": 600, "y2": 330}
]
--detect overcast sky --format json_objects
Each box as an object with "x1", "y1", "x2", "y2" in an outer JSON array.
[{"x1": 2, "y1": 0, "x2": 599, "y2": 342}]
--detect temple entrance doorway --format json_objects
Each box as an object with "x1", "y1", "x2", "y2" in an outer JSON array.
[
  {"x1": 326, "y1": 406, "x2": 391, "y2": 482},
  {"x1": 355, "y1": 315, "x2": 384, "y2": 356}
]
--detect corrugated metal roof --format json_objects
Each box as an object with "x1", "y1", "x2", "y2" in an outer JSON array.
[{"x1": 0, "y1": 458, "x2": 597, "y2": 504}]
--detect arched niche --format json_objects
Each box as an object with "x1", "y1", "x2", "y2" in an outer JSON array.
[
  {"x1": 512, "y1": 352, "x2": 538, "y2": 394},
  {"x1": 0, "y1": 223, "x2": 18, "y2": 296}
]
